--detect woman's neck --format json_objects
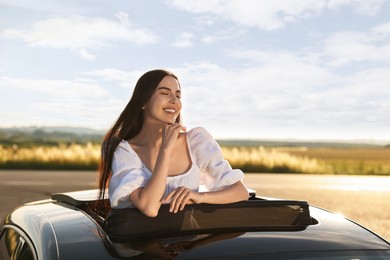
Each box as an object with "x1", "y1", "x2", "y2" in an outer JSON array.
[{"x1": 131, "y1": 122, "x2": 164, "y2": 148}]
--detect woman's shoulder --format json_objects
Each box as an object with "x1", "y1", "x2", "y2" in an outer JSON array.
[
  {"x1": 186, "y1": 126, "x2": 213, "y2": 141},
  {"x1": 115, "y1": 140, "x2": 137, "y2": 156},
  {"x1": 186, "y1": 127, "x2": 221, "y2": 167},
  {"x1": 112, "y1": 140, "x2": 142, "y2": 169},
  {"x1": 186, "y1": 127, "x2": 218, "y2": 151}
]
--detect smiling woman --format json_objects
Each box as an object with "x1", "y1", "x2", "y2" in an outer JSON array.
[{"x1": 97, "y1": 69, "x2": 248, "y2": 217}]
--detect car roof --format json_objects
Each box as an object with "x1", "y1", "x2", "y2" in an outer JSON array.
[{"x1": 4, "y1": 189, "x2": 390, "y2": 259}]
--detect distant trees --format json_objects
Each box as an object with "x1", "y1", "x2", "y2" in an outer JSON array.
[{"x1": 0, "y1": 127, "x2": 104, "y2": 147}]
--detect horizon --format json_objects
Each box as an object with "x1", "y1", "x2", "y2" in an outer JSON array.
[
  {"x1": 1, "y1": 125, "x2": 389, "y2": 145},
  {"x1": 1, "y1": 0, "x2": 389, "y2": 141}
]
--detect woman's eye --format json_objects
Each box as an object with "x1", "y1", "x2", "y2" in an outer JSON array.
[
  {"x1": 161, "y1": 92, "x2": 169, "y2": 95},
  {"x1": 176, "y1": 95, "x2": 181, "y2": 99}
]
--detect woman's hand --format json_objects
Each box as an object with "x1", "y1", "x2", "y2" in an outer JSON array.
[
  {"x1": 161, "y1": 123, "x2": 186, "y2": 151},
  {"x1": 162, "y1": 187, "x2": 204, "y2": 213}
]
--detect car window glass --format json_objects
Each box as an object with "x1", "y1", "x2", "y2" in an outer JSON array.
[{"x1": 0, "y1": 227, "x2": 35, "y2": 260}]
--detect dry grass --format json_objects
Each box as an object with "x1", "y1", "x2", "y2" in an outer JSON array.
[
  {"x1": 284, "y1": 147, "x2": 390, "y2": 175},
  {"x1": 0, "y1": 143, "x2": 100, "y2": 169},
  {"x1": 221, "y1": 146, "x2": 330, "y2": 174},
  {"x1": 1, "y1": 144, "x2": 389, "y2": 175},
  {"x1": 284, "y1": 147, "x2": 390, "y2": 160},
  {"x1": 221, "y1": 146, "x2": 390, "y2": 175}
]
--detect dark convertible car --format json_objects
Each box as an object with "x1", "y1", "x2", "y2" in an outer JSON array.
[{"x1": 1, "y1": 189, "x2": 390, "y2": 259}]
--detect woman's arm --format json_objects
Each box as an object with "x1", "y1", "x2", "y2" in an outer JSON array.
[
  {"x1": 199, "y1": 181, "x2": 248, "y2": 204},
  {"x1": 163, "y1": 181, "x2": 248, "y2": 213},
  {"x1": 162, "y1": 127, "x2": 248, "y2": 213},
  {"x1": 129, "y1": 124, "x2": 185, "y2": 217},
  {"x1": 129, "y1": 148, "x2": 171, "y2": 217}
]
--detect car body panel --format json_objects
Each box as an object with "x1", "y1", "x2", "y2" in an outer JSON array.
[
  {"x1": 3, "y1": 202, "x2": 113, "y2": 260},
  {"x1": 1, "y1": 189, "x2": 390, "y2": 259},
  {"x1": 4, "y1": 203, "x2": 58, "y2": 260}
]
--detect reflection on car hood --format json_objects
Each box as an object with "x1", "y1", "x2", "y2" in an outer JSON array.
[{"x1": 4, "y1": 193, "x2": 390, "y2": 259}]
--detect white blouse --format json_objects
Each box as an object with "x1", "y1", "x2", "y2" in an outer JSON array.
[{"x1": 109, "y1": 127, "x2": 244, "y2": 209}]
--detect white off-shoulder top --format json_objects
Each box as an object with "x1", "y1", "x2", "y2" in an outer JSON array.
[{"x1": 109, "y1": 127, "x2": 244, "y2": 209}]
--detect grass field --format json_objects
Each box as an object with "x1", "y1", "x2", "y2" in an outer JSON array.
[
  {"x1": 0, "y1": 143, "x2": 389, "y2": 175},
  {"x1": 0, "y1": 143, "x2": 100, "y2": 170},
  {"x1": 282, "y1": 147, "x2": 390, "y2": 175}
]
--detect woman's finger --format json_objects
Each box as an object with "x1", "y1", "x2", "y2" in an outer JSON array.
[
  {"x1": 172, "y1": 189, "x2": 190, "y2": 213},
  {"x1": 169, "y1": 187, "x2": 189, "y2": 213},
  {"x1": 169, "y1": 188, "x2": 184, "y2": 212},
  {"x1": 162, "y1": 187, "x2": 179, "y2": 204},
  {"x1": 167, "y1": 124, "x2": 186, "y2": 135},
  {"x1": 161, "y1": 124, "x2": 186, "y2": 150},
  {"x1": 179, "y1": 192, "x2": 191, "y2": 211}
]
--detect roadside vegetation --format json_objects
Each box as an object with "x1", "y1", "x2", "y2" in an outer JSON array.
[
  {"x1": 0, "y1": 143, "x2": 100, "y2": 170},
  {"x1": 222, "y1": 146, "x2": 390, "y2": 175},
  {"x1": 1, "y1": 143, "x2": 389, "y2": 175},
  {"x1": 1, "y1": 127, "x2": 389, "y2": 174}
]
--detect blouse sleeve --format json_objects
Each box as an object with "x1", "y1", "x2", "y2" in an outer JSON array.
[
  {"x1": 189, "y1": 127, "x2": 244, "y2": 192},
  {"x1": 109, "y1": 141, "x2": 148, "y2": 209}
]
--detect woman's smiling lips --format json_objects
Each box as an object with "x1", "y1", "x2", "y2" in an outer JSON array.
[{"x1": 164, "y1": 108, "x2": 176, "y2": 114}]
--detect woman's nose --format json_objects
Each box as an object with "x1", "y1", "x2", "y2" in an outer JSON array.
[{"x1": 169, "y1": 95, "x2": 178, "y2": 103}]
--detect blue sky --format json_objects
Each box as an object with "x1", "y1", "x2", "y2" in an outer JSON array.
[{"x1": 1, "y1": 0, "x2": 389, "y2": 141}]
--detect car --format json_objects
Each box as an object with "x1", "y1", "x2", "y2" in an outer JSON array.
[{"x1": 1, "y1": 189, "x2": 390, "y2": 259}]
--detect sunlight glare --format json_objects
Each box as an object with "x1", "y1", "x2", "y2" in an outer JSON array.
[{"x1": 321, "y1": 176, "x2": 390, "y2": 192}]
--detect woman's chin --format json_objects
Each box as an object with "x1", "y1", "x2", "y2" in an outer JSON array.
[
  {"x1": 165, "y1": 116, "x2": 178, "y2": 124},
  {"x1": 159, "y1": 119, "x2": 176, "y2": 125}
]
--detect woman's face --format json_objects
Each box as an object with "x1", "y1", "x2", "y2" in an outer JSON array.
[{"x1": 144, "y1": 76, "x2": 182, "y2": 125}]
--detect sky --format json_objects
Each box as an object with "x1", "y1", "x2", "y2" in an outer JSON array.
[{"x1": 1, "y1": 0, "x2": 389, "y2": 142}]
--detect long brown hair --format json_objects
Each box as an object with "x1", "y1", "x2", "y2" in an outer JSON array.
[{"x1": 97, "y1": 69, "x2": 180, "y2": 204}]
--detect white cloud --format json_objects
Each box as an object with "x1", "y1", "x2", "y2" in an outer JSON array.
[
  {"x1": 1, "y1": 99, "x2": 124, "y2": 129},
  {"x1": 227, "y1": 49, "x2": 274, "y2": 62},
  {"x1": 320, "y1": 22, "x2": 390, "y2": 66},
  {"x1": 2, "y1": 0, "x2": 389, "y2": 140},
  {"x1": 0, "y1": 75, "x2": 124, "y2": 129},
  {"x1": 201, "y1": 27, "x2": 247, "y2": 44},
  {"x1": 28, "y1": 100, "x2": 124, "y2": 128},
  {"x1": 0, "y1": 76, "x2": 110, "y2": 100},
  {"x1": 327, "y1": 0, "x2": 387, "y2": 15},
  {"x1": 229, "y1": 22, "x2": 390, "y2": 68},
  {"x1": 167, "y1": 57, "x2": 389, "y2": 139},
  {"x1": 2, "y1": 12, "x2": 157, "y2": 59},
  {"x1": 0, "y1": 0, "x2": 93, "y2": 13},
  {"x1": 166, "y1": 0, "x2": 387, "y2": 30},
  {"x1": 306, "y1": 67, "x2": 390, "y2": 130},
  {"x1": 373, "y1": 21, "x2": 390, "y2": 34},
  {"x1": 339, "y1": 67, "x2": 390, "y2": 96},
  {"x1": 194, "y1": 15, "x2": 217, "y2": 25},
  {"x1": 78, "y1": 48, "x2": 96, "y2": 60},
  {"x1": 227, "y1": 49, "x2": 335, "y2": 84},
  {"x1": 172, "y1": 32, "x2": 194, "y2": 48},
  {"x1": 167, "y1": 60, "x2": 331, "y2": 136},
  {"x1": 322, "y1": 31, "x2": 380, "y2": 66},
  {"x1": 82, "y1": 69, "x2": 145, "y2": 89},
  {"x1": 167, "y1": 0, "x2": 322, "y2": 30}
]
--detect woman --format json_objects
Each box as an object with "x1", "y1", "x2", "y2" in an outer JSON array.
[{"x1": 98, "y1": 69, "x2": 248, "y2": 217}]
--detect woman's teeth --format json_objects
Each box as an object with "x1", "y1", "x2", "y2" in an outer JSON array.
[{"x1": 164, "y1": 108, "x2": 175, "y2": 113}]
